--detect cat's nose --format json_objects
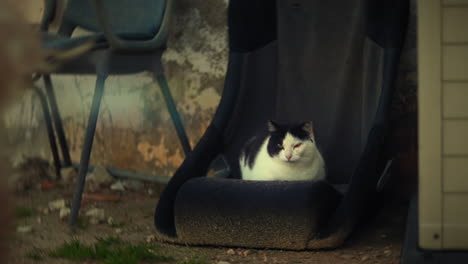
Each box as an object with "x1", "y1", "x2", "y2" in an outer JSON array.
[{"x1": 286, "y1": 153, "x2": 292, "y2": 160}]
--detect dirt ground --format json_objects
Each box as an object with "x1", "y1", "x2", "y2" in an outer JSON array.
[{"x1": 7, "y1": 178, "x2": 408, "y2": 264}]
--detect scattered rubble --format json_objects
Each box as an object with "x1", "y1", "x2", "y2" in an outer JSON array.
[
  {"x1": 59, "y1": 207, "x2": 71, "y2": 220},
  {"x1": 110, "y1": 179, "x2": 145, "y2": 192},
  {"x1": 146, "y1": 234, "x2": 156, "y2": 243},
  {"x1": 107, "y1": 217, "x2": 115, "y2": 226},
  {"x1": 85, "y1": 208, "x2": 106, "y2": 224},
  {"x1": 61, "y1": 167, "x2": 78, "y2": 183},
  {"x1": 87, "y1": 166, "x2": 113, "y2": 186},
  {"x1": 237, "y1": 250, "x2": 250, "y2": 257},
  {"x1": 110, "y1": 181, "x2": 125, "y2": 191},
  {"x1": 122, "y1": 180, "x2": 144, "y2": 191},
  {"x1": 48, "y1": 199, "x2": 66, "y2": 211}
]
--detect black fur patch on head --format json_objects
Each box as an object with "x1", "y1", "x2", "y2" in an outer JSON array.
[{"x1": 266, "y1": 120, "x2": 311, "y2": 157}]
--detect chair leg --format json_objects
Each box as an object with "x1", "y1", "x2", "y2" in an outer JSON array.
[
  {"x1": 43, "y1": 75, "x2": 72, "y2": 167},
  {"x1": 33, "y1": 87, "x2": 61, "y2": 179},
  {"x1": 69, "y1": 74, "x2": 107, "y2": 226},
  {"x1": 154, "y1": 71, "x2": 192, "y2": 156}
]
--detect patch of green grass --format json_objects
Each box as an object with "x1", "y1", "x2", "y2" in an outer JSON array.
[
  {"x1": 179, "y1": 257, "x2": 210, "y2": 264},
  {"x1": 49, "y1": 236, "x2": 173, "y2": 264},
  {"x1": 26, "y1": 248, "x2": 44, "y2": 261},
  {"x1": 109, "y1": 221, "x2": 126, "y2": 228},
  {"x1": 14, "y1": 206, "x2": 35, "y2": 219},
  {"x1": 48, "y1": 240, "x2": 94, "y2": 261}
]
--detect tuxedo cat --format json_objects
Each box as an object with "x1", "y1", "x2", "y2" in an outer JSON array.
[{"x1": 239, "y1": 120, "x2": 326, "y2": 181}]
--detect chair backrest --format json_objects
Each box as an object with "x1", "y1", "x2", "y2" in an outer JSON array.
[{"x1": 59, "y1": 0, "x2": 166, "y2": 38}]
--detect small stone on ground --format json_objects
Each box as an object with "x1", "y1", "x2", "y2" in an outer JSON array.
[
  {"x1": 59, "y1": 207, "x2": 70, "y2": 220},
  {"x1": 146, "y1": 234, "x2": 156, "y2": 243},
  {"x1": 110, "y1": 181, "x2": 125, "y2": 191},
  {"x1": 122, "y1": 180, "x2": 144, "y2": 191},
  {"x1": 85, "y1": 208, "x2": 105, "y2": 224},
  {"x1": 87, "y1": 166, "x2": 113, "y2": 185},
  {"x1": 61, "y1": 167, "x2": 77, "y2": 183},
  {"x1": 48, "y1": 199, "x2": 66, "y2": 211}
]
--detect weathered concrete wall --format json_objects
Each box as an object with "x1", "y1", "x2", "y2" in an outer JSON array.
[{"x1": 4, "y1": 0, "x2": 228, "y2": 178}]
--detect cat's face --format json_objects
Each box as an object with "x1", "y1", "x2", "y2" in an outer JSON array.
[{"x1": 266, "y1": 121, "x2": 316, "y2": 163}]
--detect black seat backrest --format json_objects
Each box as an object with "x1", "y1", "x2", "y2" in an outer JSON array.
[{"x1": 222, "y1": 0, "x2": 407, "y2": 184}]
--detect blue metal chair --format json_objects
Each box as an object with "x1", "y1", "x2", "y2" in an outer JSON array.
[{"x1": 36, "y1": 0, "x2": 190, "y2": 226}]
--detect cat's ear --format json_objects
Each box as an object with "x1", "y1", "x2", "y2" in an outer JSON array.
[
  {"x1": 267, "y1": 120, "x2": 278, "y2": 132},
  {"x1": 302, "y1": 121, "x2": 314, "y2": 136}
]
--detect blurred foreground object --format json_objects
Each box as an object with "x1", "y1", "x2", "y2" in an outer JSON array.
[{"x1": 0, "y1": 0, "x2": 41, "y2": 262}]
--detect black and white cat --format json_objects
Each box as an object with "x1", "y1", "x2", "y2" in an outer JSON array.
[{"x1": 239, "y1": 120, "x2": 326, "y2": 181}]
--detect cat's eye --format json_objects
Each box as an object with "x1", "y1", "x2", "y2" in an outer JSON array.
[
  {"x1": 294, "y1": 143, "x2": 302, "y2": 148},
  {"x1": 277, "y1": 144, "x2": 284, "y2": 149}
]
